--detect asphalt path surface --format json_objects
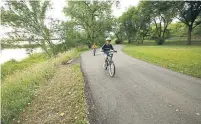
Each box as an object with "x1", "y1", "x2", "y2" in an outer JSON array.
[{"x1": 81, "y1": 45, "x2": 201, "y2": 124}]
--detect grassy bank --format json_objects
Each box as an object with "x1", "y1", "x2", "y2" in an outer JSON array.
[
  {"x1": 1, "y1": 53, "x2": 49, "y2": 80},
  {"x1": 1, "y1": 47, "x2": 88, "y2": 124},
  {"x1": 123, "y1": 45, "x2": 201, "y2": 78},
  {"x1": 14, "y1": 64, "x2": 88, "y2": 124}
]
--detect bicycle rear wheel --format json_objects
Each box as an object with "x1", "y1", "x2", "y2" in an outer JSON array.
[
  {"x1": 109, "y1": 61, "x2": 115, "y2": 77},
  {"x1": 93, "y1": 49, "x2": 96, "y2": 56}
]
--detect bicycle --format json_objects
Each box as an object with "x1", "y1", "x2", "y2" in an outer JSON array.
[
  {"x1": 93, "y1": 48, "x2": 96, "y2": 56},
  {"x1": 102, "y1": 50, "x2": 117, "y2": 77}
]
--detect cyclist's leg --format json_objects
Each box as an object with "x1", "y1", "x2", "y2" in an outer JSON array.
[{"x1": 104, "y1": 52, "x2": 108, "y2": 64}]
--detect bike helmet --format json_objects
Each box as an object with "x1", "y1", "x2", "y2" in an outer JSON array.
[{"x1": 106, "y1": 37, "x2": 111, "y2": 41}]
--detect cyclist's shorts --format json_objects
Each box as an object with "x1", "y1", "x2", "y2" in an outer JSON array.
[{"x1": 104, "y1": 52, "x2": 108, "y2": 58}]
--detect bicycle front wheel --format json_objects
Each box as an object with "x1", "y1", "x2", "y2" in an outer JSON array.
[{"x1": 109, "y1": 61, "x2": 115, "y2": 77}]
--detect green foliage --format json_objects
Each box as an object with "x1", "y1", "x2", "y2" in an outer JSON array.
[
  {"x1": 119, "y1": 6, "x2": 138, "y2": 43},
  {"x1": 168, "y1": 22, "x2": 187, "y2": 37},
  {"x1": 1, "y1": 1, "x2": 59, "y2": 56},
  {"x1": 123, "y1": 45, "x2": 201, "y2": 78},
  {"x1": 175, "y1": 1, "x2": 201, "y2": 44},
  {"x1": 119, "y1": 1, "x2": 175, "y2": 44},
  {"x1": 112, "y1": 18, "x2": 124, "y2": 42},
  {"x1": 118, "y1": 1, "x2": 201, "y2": 45},
  {"x1": 63, "y1": 1, "x2": 113, "y2": 45},
  {"x1": 115, "y1": 39, "x2": 121, "y2": 44},
  {"x1": 168, "y1": 22, "x2": 201, "y2": 38},
  {"x1": 142, "y1": 1, "x2": 177, "y2": 44},
  {"x1": 1, "y1": 53, "x2": 49, "y2": 80},
  {"x1": 193, "y1": 24, "x2": 201, "y2": 36},
  {"x1": 155, "y1": 38, "x2": 165, "y2": 45}
]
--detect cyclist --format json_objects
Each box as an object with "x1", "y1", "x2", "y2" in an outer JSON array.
[
  {"x1": 102, "y1": 37, "x2": 116, "y2": 65},
  {"x1": 92, "y1": 43, "x2": 97, "y2": 56},
  {"x1": 92, "y1": 43, "x2": 97, "y2": 49}
]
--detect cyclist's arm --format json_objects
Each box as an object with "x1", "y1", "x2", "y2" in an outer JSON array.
[
  {"x1": 110, "y1": 44, "x2": 114, "y2": 50},
  {"x1": 110, "y1": 45, "x2": 117, "y2": 52},
  {"x1": 102, "y1": 44, "x2": 106, "y2": 51}
]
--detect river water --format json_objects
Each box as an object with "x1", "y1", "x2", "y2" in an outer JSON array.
[{"x1": 0, "y1": 48, "x2": 42, "y2": 64}]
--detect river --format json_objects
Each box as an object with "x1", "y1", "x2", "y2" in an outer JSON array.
[{"x1": 0, "y1": 48, "x2": 42, "y2": 64}]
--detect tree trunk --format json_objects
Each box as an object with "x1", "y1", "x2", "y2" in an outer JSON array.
[
  {"x1": 128, "y1": 40, "x2": 131, "y2": 44},
  {"x1": 115, "y1": 33, "x2": 120, "y2": 40},
  {"x1": 40, "y1": 41, "x2": 51, "y2": 57},
  {"x1": 141, "y1": 37, "x2": 144, "y2": 44},
  {"x1": 187, "y1": 25, "x2": 192, "y2": 45}
]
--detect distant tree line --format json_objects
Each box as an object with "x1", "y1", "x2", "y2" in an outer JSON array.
[{"x1": 114, "y1": 1, "x2": 201, "y2": 45}]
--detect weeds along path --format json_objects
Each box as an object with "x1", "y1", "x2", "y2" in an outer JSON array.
[{"x1": 13, "y1": 64, "x2": 88, "y2": 124}]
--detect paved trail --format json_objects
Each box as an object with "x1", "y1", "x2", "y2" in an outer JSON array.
[{"x1": 81, "y1": 45, "x2": 201, "y2": 124}]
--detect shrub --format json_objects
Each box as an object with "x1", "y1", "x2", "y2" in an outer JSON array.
[
  {"x1": 156, "y1": 38, "x2": 165, "y2": 45},
  {"x1": 115, "y1": 39, "x2": 122, "y2": 44}
]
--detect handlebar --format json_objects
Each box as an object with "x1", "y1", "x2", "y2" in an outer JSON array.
[{"x1": 101, "y1": 50, "x2": 117, "y2": 53}]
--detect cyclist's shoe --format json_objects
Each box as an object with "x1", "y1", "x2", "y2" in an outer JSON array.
[{"x1": 104, "y1": 63, "x2": 107, "y2": 70}]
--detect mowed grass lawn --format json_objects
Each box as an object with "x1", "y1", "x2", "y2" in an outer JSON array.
[{"x1": 123, "y1": 45, "x2": 201, "y2": 78}]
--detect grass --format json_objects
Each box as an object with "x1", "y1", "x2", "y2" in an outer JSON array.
[
  {"x1": 1, "y1": 47, "x2": 88, "y2": 124},
  {"x1": 1, "y1": 53, "x2": 49, "y2": 80},
  {"x1": 1, "y1": 60, "x2": 56, "y2": 124},
  {"x1": 121, "y1": 38, "x2": 201, "y2": 45},
  {"x1": 13, "y1": 64, "x2": 88, "y2": 124},
  {"x1": 123, "y1": 45, "x2": 201, "y2": 78}
]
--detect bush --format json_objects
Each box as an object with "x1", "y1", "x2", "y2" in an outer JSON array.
[
  {"x1": 115, "y1": 39, "x2": 122, "y2": 44},
  {"x1": 156, "y1": 38, "x2": 165, "y2": 45}
]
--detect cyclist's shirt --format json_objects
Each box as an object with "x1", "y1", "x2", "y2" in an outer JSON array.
[
  {"x1": 102, "y1": 44, "x2": 114, "y2": 53},
  {"x1": 92, "y1": 45, "x2": 97, "y2": 49}
]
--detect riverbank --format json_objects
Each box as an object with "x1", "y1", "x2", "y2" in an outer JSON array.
[
  {"x1": 13, "y1": 64, "x2": 88, "y2": 124},
  {"x1": 1, "y1": 53, "x2": 49, "y2": 80},
  {"x1": 0, "y1": 48, "x2": 42, "y2": 64},
  {"x1": 1, "y1": 47, "x2": 88, "y2": 124}
]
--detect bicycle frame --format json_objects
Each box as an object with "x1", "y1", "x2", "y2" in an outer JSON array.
[
  {"x1": 106, "y1": 51, "x2": 114, "y2": 63},
  {"x1": 102, "y1": 50, "x2": 116, "y2": 77}
]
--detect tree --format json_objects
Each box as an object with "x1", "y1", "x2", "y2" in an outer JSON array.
[
  {"x1": 56, "y1": 21, "x2": 87, "y2": 51},
  {"x1": 176, "y1": 1, "x2": 201, "y2": 44},
  {"x1": 1, "y1": 1, "x2": 58, "y2": 56},
  {"x1": 140, "y1": 1, "x2": 176, "y2": 45},
  {"x1": 64, "y1": 1, "x2": 113, "y2": 47},
  {"x1": 119, "y1": 7, "x2": 138, "y2": 44},
  {"x1": 135, "y1": 2, "x2": 151, "y2": 44},
  {"x1": 119, "y1": 5, "x2": 151, "y2": 44},
  {"x1": 112, "y1": 18, "x2": 124, "y2": 43}
]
